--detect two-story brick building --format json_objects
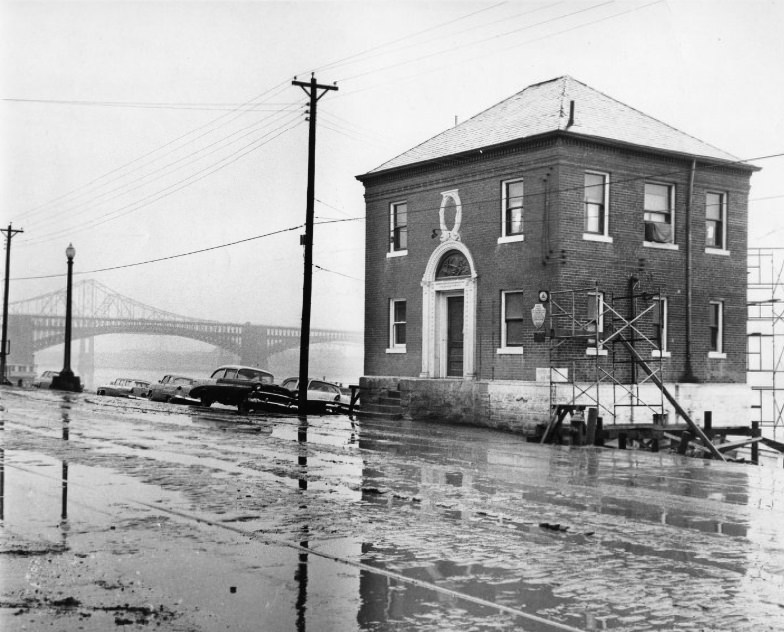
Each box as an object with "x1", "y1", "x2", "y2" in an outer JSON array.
[{"x1": 356, "y1": 76, "x2": 758, "y2": 433}]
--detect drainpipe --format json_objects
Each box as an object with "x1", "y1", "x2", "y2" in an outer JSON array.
[{"x1": 681, "y1": 159, "x2": 698, "y2": 382}]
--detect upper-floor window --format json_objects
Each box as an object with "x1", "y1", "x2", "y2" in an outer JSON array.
[
  {"x1": 500, "y1": 178, "x2": 524, "y2": 240},
  {"x1": 498, "y1": 290, "x2": 525, "y2": 353},
  {"x1": 709, "y1": 300, "x2": 725, "y2": 358},
  {"x1": 389, "y1": 201, "x2": 407, "y2": 254},
  {"x1": 584, "y1": 172, "x2": 609, "y2": 238},
  {"x1": 644, "y1": 182, "x2": 674, "y2": 244},
  {"x1": 706, "y1": 191, "x2": 727, "y2": 250},
  {"x1": 388, "y1": 299, "x2": 407, "y2": 352}
]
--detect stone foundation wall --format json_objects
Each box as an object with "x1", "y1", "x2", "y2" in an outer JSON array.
[{"x1": 360, "y1": 377, "x2": 753, "y2": 435}]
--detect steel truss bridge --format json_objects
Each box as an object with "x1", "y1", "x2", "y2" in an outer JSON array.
[{"x1": 6, "y1": 279, "x2": 362, "y2": 365}]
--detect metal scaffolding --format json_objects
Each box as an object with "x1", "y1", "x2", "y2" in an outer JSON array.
[
  {"x1": 748, "y1": 248, "x2": 784, "y2": 438},
  {"x1": 545, "y1": 281, "x2": 666, "y2": 425}
]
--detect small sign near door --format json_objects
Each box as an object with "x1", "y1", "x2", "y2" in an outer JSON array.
[{"x1": 531, "y1": 303, "x2": 547, "y2": 329}]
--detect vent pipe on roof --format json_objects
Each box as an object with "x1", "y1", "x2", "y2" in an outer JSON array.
[{"x1": 567, "y1": 100, "x2": 575, "y2": 128}]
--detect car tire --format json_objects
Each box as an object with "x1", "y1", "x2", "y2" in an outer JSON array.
[
  {"x1": 201, "y1": 395, "x2": 213, "y2": 408},
  {"x1": 97, "y1": 390, "x2": 104, "y2": 396}
]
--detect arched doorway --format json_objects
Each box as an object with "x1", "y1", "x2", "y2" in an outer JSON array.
[{"x1": 420, "y1": 243, "x2": 477, "y2": 378}]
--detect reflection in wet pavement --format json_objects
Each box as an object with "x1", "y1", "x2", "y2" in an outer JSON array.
[{"x1": 1, "y1": 387, "x2": 783, "y2": 630}]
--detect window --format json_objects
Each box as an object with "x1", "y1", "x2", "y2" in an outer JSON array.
[
  {"x1": 584, "y1": 172, "x2": 609, "y2": 237},
  {"x1": 390, "y1": 201, "x2": 407, "y2": 253},
  {"x1": 709, "y1": 301, "x2": 725, "y2": 357},
  {"x1": 500, "y1": 179, "x2": 524, "y2": 240},
  {"x1": 644, "y1": 182, "x2": 674, "y2": 244},
  {"x1": 586, "y1": 291, "x2": 606, "y2": 355},
  {"x1": 706, "y1": 191, "x2": 727, "y2": 250},
  {"x1": 498, "y1": 291, "x2": 524, "y2": 353},
  {"x1": 652, "y1": 297, "x2": 670, "y2": 357},
  {"x1": 388, "y1": 299, "x2": 406, "y2": 352}
]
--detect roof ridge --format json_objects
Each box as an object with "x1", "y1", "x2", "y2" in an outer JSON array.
[{"x1": 571, "y1": 77, "x2": 743, "y2": 162}]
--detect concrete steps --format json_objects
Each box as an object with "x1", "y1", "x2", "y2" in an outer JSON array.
[{"x1": 357, "y1": 388, "x2": 405, "y2": 420}]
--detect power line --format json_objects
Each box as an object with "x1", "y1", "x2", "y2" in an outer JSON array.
[
  {"x1": 20, "y1": 116, "x2": 305, "y2": 248},
  {"x1": 11, "y1": 80, "x2": 294, "y2": 224},
  {"x1": 3, "y1": 97, "x2": 301, "y2": 111},
  {"x1": 307, "y1": 2, "x2": 508, "y2": 76},
  {"x1": 20, "y1": 108, "x2": 303, "y2": 237},
  {"x1": 336, "y1": 0, "x2": 615, "y2": 83},
  {"x1": 12, "y1": 225, "x2": 304, "y2": 281}
]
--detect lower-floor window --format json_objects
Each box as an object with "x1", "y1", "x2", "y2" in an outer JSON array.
[
  {"x1": 501, "y1": 290, "x2": 525, "y2": 348},
  {"x1": 709, "y1": 300, "x2": 724, "y2": 355},
  {"x1": 390, "y1": 299, "x2": 407, "y2": 350},
  {"x1": 653, "y1": 296, "x2": 669, "y2": 356}
]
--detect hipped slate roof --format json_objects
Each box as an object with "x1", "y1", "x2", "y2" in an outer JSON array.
[{"x1": 363, "y1": 76, "x2": 747, "y2": 176}]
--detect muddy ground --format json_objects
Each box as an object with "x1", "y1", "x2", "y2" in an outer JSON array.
[{"x1": 1, "y1": 387, "x2": 783, "y2": 631}]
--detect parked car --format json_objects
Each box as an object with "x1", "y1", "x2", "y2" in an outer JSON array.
[
  {"x1": 32, "y1": 370, "x2": 59, "y2": 388},
  {"x1": 188, "y1": 365, "x2": 294, "y2": 412},
  {"x1": 148, "y1": 375, "x2": 197, "y2": 402},
  {"x1": 280, "y1": 378, "x2": 350, "y2": 405},
  {"x1": 96, "y1": 378, "x2": 151, "y2": 398}
]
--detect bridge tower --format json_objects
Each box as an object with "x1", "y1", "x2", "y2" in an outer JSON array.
[{"x1": 239, "y1": 324, "x2": 269, "y2": 368}]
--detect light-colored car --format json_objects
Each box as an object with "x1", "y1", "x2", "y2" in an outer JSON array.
[
  {"x1": 280, "y1": 378, "x2": 350, "y2": 405},
  {"x1": 32, "y1": 370, "x2": 59, "y2": 388},
  {"x1": 97, "y1": 378, "x2": 151, "y2": 398},
  {"x1": 148, "y1": 375, "x2": 197, "y2": 402}
]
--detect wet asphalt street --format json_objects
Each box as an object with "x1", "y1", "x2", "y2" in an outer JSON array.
[{"x1": 1, "y1": 387, "x2": 784, "y2": 631}]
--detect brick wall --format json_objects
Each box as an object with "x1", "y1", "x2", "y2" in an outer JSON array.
[{"x1": 360, "y1": 134, "x2": 753, "y2": 385}]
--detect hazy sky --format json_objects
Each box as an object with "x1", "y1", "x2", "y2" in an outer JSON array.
[{"x1": 2, "y1": 0, "x2": 783, "y2": 333}]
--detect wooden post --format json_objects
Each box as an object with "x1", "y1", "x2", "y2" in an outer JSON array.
[
  {"x1": 751, "y1": 421, "x2": 760, "y2": 464},
  {"x1": 618, "y1": 433, "x2": 627, "y2": 450},
  {"x1": 704, "y1": 411, "x2": 713, "y2": 439},
  {"x1": 595, "y1": 417, "x2": 604, "y2": 446},
  {"x1": 586, "y1": 408, "x2": 598, "y2": 445},
  {"x1": 678, "y1": 431, "x2": 693, "y2": 455}
]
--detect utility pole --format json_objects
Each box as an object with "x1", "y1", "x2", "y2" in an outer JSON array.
[
  {"x1": 292, "y1": 74, "x2": 337, "y2": 417},
  {"x1": 1, "y1": 223, "x2": 23, "y2": 386}
]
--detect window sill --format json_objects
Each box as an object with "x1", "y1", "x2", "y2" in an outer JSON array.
[
  {"x1": 708, "y1": 351, "x2": 726, "y2": 359},
  {"x1": 497, "y1": 234, "x2": 525, "y2": 245},
  {"x1": 583, "y1": 233, "x2": 613, "y2": 243},
  {"x1": 586, "y1": 347, "x2": 608, "y2": 356},
  {"x1": 387, "y1": 249, "x2": 408, "y2": 258},
  {"x1": 496, "y1": 347, "x2": 524, "y2": 355},
  {"x1": 385, "y1": 347, "x2": 406, "y2": 354},
  {"x1": 643, "y1": 241, "x2": 679, "y2": 251},
  {"x1": 705, "y1": 247, "x2": 730, "y2": 256},
  {"x1": 651, "y1": 350, "x2": 671, "y2": 358}
]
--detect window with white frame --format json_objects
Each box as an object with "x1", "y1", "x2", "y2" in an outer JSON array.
[
  {"x1": 586, "y1": 291, "x2": 606, "y2": 354},
  {"x1": 706, "y1": 191, "x2": 727, "y2": 250},
  {"x1": 499, "y1": 291, "x2": 525, "y2": 353},
  {"x1": 644, "y1": 182, "x2": 674, "y2": 244},
  {"x1": 501, "y1": 179, "x2": 524, "y2": 239},
  {"x1": 709, "y1": 300, "x2": 724, "y2": 357},
  {"x1": 390, "y1": 201, "x2": 407, "y2": 253},
  {"x1": 652, "y1": 296, "x2": 669, "y2": 357},
  {"x1": 584, "y1": 172, "x2": 609, "y2": 237},
  {"x1": 388, "y1": 299, "x2": 406, "y2": 351}
]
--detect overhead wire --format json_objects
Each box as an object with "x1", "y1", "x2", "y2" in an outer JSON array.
[
  {"x1": 21, "y1": 115, "x2": 306, "y2": 248},
  {"x1": 10, "y1": 79, "x2": 295, "y2": 224},
  {"x1": 12, "y1": 151, "x2": 783, "y2": 279},
  {"x1": 19, "y1": 107, "x2": 304, "y2": 237},
  {"x1": 335, "y1": 0, "x2": 615, "y2": 83},
  {"x1": 2, "y1": 97, "x2": 302, "y2": 112}
]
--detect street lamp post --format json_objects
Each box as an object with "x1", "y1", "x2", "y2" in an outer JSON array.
[{"x1": 50, "y1": 244, "x2": 81, "y2": 392}]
